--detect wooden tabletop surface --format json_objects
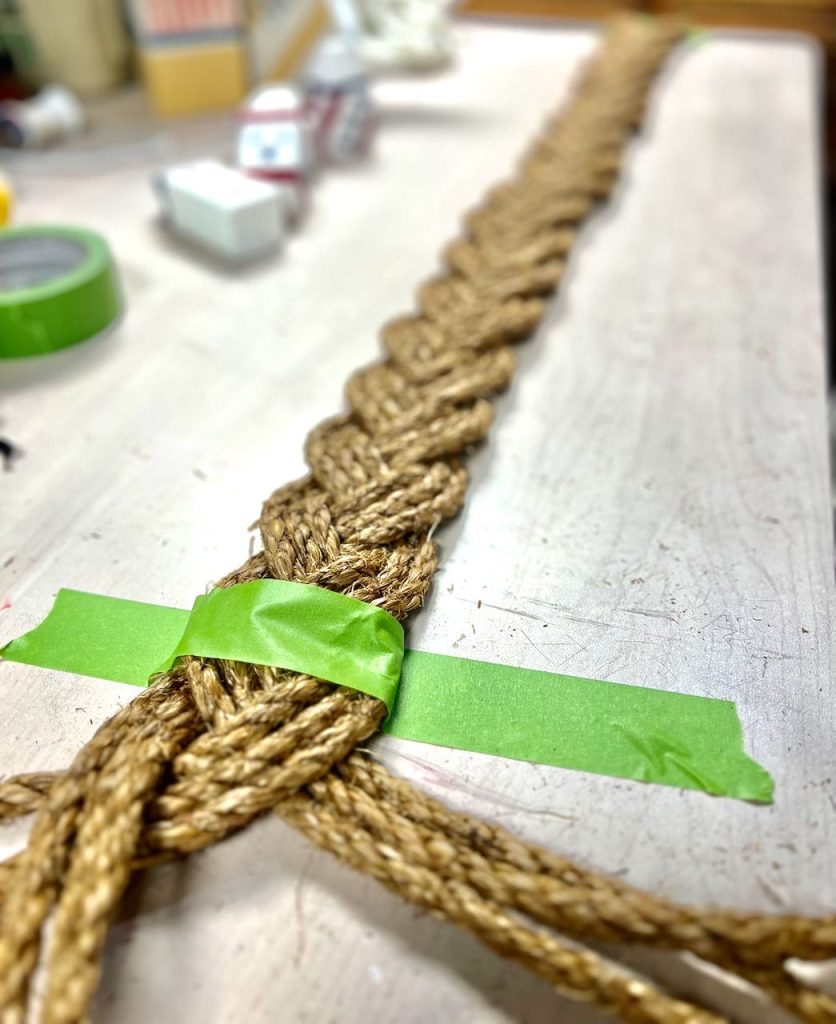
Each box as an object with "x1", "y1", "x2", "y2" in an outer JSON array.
[{"x1": 0, "y1": 19, "x2": 833, "y2": 1023}]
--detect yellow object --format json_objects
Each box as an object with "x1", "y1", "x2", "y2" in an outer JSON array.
[
  {"x1": 139, "y1": 42, "x2": 248, "y2": 117},
  {"x1": 0, "y1": 174, "x2": 13, "y2": 225},
  {"x1": 135, "y1": 0, "x2": 328, "y2": 117},
  {"x1": 267, "y1": 1, "x2": 330, "y2": 82}
]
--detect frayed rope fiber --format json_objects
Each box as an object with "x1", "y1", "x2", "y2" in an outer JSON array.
[{"x1": 1, "y1": 16, "x2": 835, "y2": 1024}]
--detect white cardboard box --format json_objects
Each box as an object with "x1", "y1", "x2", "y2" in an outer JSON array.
[{"x1": 156, "y1": 159, "x2": 287, "y2": 260}]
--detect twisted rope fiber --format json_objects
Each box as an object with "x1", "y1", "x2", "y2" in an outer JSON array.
[{"x1": 1, "y1": 17, "x2": 834, "y2": 1024}]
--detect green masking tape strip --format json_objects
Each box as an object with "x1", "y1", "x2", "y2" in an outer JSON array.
[
  {"x1": 387, "y1": 650, "x2": 772, "y2": 802},
  {"x1": 0, "y1": 586, "x2": 773, "y2": 802},
  {"x1": 0, "y1": 226, "x2": 122, "y2": 358}
]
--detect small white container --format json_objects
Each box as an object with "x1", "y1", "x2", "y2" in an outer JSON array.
[{"x1": 155, "y1": 159, "x2": 287, "y2": 262}]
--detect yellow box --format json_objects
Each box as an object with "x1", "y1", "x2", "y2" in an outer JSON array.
[{"x1": 139, "y1": 41, "x2": 248, "y2": 117}]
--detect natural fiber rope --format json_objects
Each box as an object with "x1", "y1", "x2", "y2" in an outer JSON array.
[{"x1": 1, "y1": 16, "x2": 834, "y2": 1024}]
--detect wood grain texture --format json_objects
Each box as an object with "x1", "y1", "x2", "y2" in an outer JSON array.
[{"x1": 0, "y1": 21, "x2": 832, "y2": 1023}]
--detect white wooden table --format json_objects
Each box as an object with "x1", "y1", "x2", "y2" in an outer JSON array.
[{"x1": 1, "y1": 18, "x2": 833, "y2": 1023}]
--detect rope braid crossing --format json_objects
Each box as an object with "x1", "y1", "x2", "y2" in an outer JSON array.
[{"x1": 0, "y1": 17, "x2": 834, "y2": 1024}]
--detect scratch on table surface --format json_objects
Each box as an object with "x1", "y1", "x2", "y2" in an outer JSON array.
[
  {"x1": 625, "y1": 607, "x2": 680, "y2": 623},
  {"x1": 369, "y1": 747, "x2": 575, "y2": 821},
  {"x1": 293, "y1": 860, "x2": 311, "y2": 970},
  {"x1": 754, "y1": 871, "x2": 788, "y2": 909},
  {"x1": 748, "y1": 551, "x2": 780, "y2": 595},
  {"x1": 520, "y1": 627, "x2": 557, "y2": 666},
  {"x1": 522, "y1": 597, "x2": 632, "y2": 631},
  {"x1": 549, "y1": 638, "x2": 592, "y2": 671},
  {"x1": 451, "y1": 594, "x2": 541, "y2": 621},
  {"x1": 592, "y1": 655, "x2": 622, "y2": 679},
  {"x1": 521, "y1": 628, "x2": 593, "y2": 670},
  {"x1": 703, "y1": 611, "x2": 737, "y2": 631}
]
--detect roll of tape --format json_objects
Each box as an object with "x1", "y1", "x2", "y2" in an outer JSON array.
[{"x1": 0, "y1": 225, "x2": 121, "y2": 358}]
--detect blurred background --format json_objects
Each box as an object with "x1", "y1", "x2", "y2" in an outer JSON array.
[
  {"x1": 0, "y1": 0, "x2": 832, "y2": 351},
  {"x1": 0, "y1": 1, "x2": 832, "y2": 299},
  {"x1": 0, "y1": 0, "x2": 834, "y2": 490}
]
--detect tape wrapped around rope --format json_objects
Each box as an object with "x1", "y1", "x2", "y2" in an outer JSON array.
[{"x1": 2, "y1": 584, "x2": 773, "y2": 802}]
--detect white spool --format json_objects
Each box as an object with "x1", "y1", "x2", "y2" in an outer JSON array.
[{"x1": 0, "y1": 86, "x2": 85, "y2": 149}]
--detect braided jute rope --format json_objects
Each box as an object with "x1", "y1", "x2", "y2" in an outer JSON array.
[{"x1": 1, "y1": 17, "x2": 834, "y2": 1024}]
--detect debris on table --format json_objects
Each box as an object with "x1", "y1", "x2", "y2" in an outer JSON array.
[{"x1": 0, "y1": 437, "x2": 22, "y2": 470}]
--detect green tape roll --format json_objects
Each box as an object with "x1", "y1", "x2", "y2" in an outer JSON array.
[{"x1": 0, "y1": 225, "x2": 121, "y2": 358}]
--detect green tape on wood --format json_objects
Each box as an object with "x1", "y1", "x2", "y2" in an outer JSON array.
[
  {"x1": 0, "y1": 589, "x2": 189, "y2": 687},
  {"x1": 1, "y1": 585, "x2": 773, "y2": 802},
  {"x1": 385, "y1": 650, "x2": 773, "y2": 802}
]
